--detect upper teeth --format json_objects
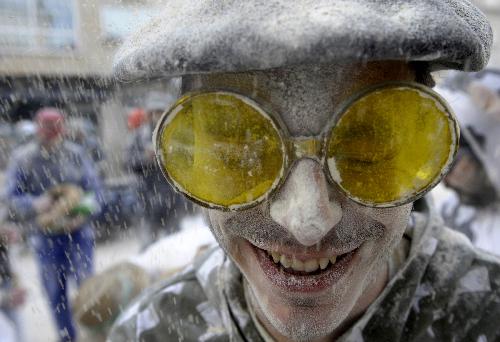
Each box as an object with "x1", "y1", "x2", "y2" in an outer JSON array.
[{"x1": 268, "y1": 251, "x2": 337, "y2": 273}]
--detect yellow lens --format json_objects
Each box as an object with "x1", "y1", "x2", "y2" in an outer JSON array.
[
  {"x1": 327, "y1": 86, "x2": 456, "y2": 205},
  {"x1": 158, "y1": 93, "x2": 284, "y2": 208}
]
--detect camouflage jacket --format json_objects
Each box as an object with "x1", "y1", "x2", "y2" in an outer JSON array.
[{"x1": 108, "y1": 205, "x2": 500, "y2": 342}]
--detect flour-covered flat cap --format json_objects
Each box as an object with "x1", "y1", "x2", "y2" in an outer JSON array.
[{"x1": 114, "y1": 0, "x2": 492, "y2": 81}]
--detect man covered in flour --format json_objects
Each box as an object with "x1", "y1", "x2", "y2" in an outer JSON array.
[{"x1": 109, "y1": 1, "x2": 500, "y2": 341}]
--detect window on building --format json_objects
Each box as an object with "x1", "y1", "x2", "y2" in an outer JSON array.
[
  {"x1": 100, "y1": 5, "x2": 157, "y2": 43},
  {"x1": 0, "y1": 0, "x2": 77, "y2": 54}
]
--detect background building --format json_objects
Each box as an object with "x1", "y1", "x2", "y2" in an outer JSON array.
[{"x1": 0, "y1": 0, "x2": 170, "y2": 179}]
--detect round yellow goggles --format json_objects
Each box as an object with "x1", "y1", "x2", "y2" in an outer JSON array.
[{"x1": 154, "y1": 82, "x2": 459, "y2": 210}]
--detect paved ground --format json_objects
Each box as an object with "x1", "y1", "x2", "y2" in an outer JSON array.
[{"x1": 11, "y1": 229, "x2": 141, "y2": 342}]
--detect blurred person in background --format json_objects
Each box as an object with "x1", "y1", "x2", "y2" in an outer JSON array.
[
  {"x1": 0, "y1": 205, "x2": 26, "y2": 342},
  {"x1": 435, "y1": 70, "x2": 500, "y2": 255},
  {"x1": 125, "y1": 93, "x2": 193, "y2": 247},
  {"x1": 127, "y1": 108, "x2": 147, "y2": 132},
  {"x1": 5, "y1": 108, "x2": 102, "y2": 342},
  {"x1": 66, "y1": 118, "x2": 106, "y2": 177}
]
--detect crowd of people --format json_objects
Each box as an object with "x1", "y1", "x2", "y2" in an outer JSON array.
[{"x1": 0, "y1": 93, "x2": 197, "y2": 341}]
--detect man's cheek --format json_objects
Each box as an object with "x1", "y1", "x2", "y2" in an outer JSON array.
[
  {"x1": 206, "y1": 212, "x2": 230, "y2": 250},
  {"x1": 207, "y1": 211, "x2": 244, "y2": 260}
]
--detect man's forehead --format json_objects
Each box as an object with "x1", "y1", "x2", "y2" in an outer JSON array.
[{"x1": 183, "y1": 61, "x2": 416, "y2": 135}]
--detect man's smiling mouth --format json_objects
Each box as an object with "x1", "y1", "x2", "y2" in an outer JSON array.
[{"x1": 248, "y1": 241, "x2": 362, "y2": 292}]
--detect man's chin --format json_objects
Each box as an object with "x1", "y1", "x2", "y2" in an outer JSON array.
[{"x1": 246, "y1": 279, "x2": 353, "y2": 342}]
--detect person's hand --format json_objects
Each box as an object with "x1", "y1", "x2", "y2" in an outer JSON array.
[
  {"x1": 33, "y1": 194, "x2": 52, "y2": 214},
  {"x1": 3, "y1": 287, "x2": 26, "y2": 309}
]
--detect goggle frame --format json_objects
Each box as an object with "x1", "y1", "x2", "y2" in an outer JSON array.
[{"x1": 153, "y1": 81, "x2": 459, "y2": 211}]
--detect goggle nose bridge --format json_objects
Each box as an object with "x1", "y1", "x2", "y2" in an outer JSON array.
[{"x1": 287, "y1": 137, "x2": 325, "y2": 163}]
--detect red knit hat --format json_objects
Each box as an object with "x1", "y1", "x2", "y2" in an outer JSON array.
[
  {"x1": 35, "y1": 107, "x2": 65, "y2": 140},
  {"x1": 127, "y1": 108, "x2": 147, "y2": 130}
]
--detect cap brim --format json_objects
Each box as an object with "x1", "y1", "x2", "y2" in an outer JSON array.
[{"x1": 114, "y1": 0, "x2": 492, "y2": 81}]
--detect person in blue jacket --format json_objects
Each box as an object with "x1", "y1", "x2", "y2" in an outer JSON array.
[{"x1": 5, "y1": 108, "x2": 102, "y2": 342}]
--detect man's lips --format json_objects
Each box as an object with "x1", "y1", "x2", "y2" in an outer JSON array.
[{"x1": 248, "y1": 241, "x2": 361, "y2": 293}]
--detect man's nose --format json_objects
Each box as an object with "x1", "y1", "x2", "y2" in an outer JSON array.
[{"x1": 269, "y1": 158, "x2": 342, "y2": 246}]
